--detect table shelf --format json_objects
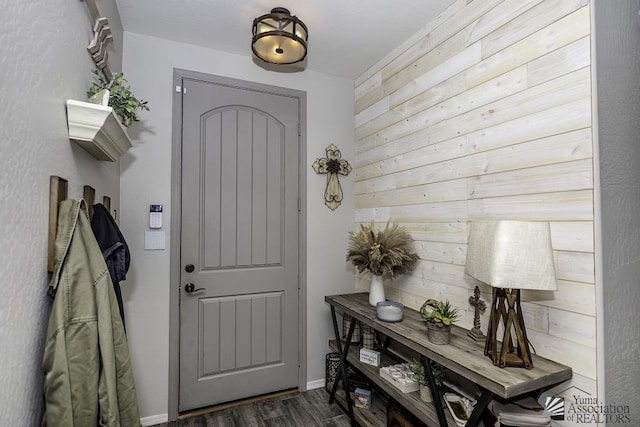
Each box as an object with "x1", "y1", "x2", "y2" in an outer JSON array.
[
  {"x1": 329, "y1": 340, "x2": 454, "y2": 426},
  {"x1": 326, "y1": 292, "x2": 572, "y2": 427}
]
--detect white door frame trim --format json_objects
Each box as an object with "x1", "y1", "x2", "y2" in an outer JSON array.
[{"x1": 168, "y1": 69, "x2": 308, "y2": 420}]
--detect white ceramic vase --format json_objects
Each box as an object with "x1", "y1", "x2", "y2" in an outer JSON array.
[
  {"x1": 420, "y1": 384, "x2": 432, "y2": 402},
  {"x1": 369, "y1": 275, "x2": 385, "y2": 306}
]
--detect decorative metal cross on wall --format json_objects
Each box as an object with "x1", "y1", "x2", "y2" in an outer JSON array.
[{"x1": 312, "y1": 144, "x2": 352, "y2": 210}]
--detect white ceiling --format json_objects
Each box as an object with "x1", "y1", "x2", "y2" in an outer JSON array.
[{"x1": 114, "y1": 0, "x2": 455, "y2": 79}]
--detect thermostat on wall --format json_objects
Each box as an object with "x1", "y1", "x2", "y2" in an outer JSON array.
[{"x1": 149, "y1": 204, "x2": 163, "y2": 229}]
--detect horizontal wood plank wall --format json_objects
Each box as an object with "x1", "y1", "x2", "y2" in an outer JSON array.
[{"x1": 352, "y1": 0, "x2": 596, "y2": 401}]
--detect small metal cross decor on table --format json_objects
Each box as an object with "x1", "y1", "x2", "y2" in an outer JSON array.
[
  {"x1": 468, "y1": 285, "x2": 487, "y2": 341},
  {"x1": 312, "y1": 144, "x2": 352, "y2": 210}
]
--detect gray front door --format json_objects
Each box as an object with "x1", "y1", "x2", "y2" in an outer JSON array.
[{"x1": 179, "y1": 76, "x2": 300, "y2": 411}]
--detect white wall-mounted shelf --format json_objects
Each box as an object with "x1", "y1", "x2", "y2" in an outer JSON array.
[{"x1": 66, "y1": 99, "x2": 131, "y2": 161}]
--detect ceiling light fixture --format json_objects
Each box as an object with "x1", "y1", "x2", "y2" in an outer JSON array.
[{"x1": 252, "y1": 7, "x2": 308, "y2": 64}]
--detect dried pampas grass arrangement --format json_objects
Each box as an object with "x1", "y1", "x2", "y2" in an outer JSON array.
[{"x1": 346, "y1": 222, "x2": 419, "y2": 279}]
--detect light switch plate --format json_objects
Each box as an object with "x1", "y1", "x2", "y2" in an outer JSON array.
[{"x1": 144, "y1": 231, "x2": 165, "y2": 250}]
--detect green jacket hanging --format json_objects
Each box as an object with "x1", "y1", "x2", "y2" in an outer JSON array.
[{"x1": 42, "y1": 199, "x2": 140, "y2": 426}]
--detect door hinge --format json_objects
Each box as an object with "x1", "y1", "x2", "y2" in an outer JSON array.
[
  {"x1": 175, "y1": 85, "x2": 186, "y2": 94},
  {"x1": 297, "y1": 122, "x2": 301, "y2": 136},
  {"x1": 297, "y1": 197, "x2": 301, "y2": 212}
]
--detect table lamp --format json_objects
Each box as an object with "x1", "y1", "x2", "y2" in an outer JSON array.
[{"x1": 465, "y1": 220, "x2": 557, "y2": 369}]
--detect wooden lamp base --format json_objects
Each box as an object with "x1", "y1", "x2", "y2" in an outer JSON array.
[{"x1": 484, "y1": 288, "x2": 533, "y2": 369}]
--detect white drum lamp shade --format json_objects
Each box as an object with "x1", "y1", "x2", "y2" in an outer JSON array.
[{"x1": 465, "y1": 220, "x2": 557, "y2": 291}]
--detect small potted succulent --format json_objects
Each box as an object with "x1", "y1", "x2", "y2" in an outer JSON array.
[
  {"x1": 410, "y1": 358, "x2": 445, "y2": 402},
  {"x1": 420, "y1": 299, "x2": 460, "y2": 345},
  {"x1": 88, "y1": 69, "x2": 149, "y2": 127}
]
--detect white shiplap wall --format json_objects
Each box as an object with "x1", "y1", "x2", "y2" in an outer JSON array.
[{"x1": 352, "y1": 0, "x2": 596, "y2": 415}]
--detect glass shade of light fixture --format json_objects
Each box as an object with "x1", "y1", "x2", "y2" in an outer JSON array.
[
  {"x1": 252, "y1": 7, "x2": 308, "y2": 64},
  {"x1": 465, "y1": 220, "x2": 557, "y2": 369}
]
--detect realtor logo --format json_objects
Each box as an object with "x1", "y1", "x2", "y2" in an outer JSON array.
[
  {"x1": 543, "y1": 396, "x2": 565, "y2": 420},
  {"x1": 539, "y1": 386, "x2": 633, "y2": 423}
]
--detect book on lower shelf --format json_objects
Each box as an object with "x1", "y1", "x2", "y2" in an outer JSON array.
[
  {"x1": 489, "y1": 397, "x2": 551, "y2": 427},
  {"x1": 334, "y1": 388, "x2": 388, "y2": 426},
  {"x1": 355, "y1": 388, "x2": 372, "y2": 409}
]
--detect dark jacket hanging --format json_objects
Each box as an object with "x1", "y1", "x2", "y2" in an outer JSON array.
[{"x1": 91, "y1": 203, "x2": 130, "y2": 328}]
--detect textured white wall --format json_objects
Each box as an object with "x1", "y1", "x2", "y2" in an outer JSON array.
[
  {"x1": 120, "y1": 32, "x2": 355, "y2": 419},
  {"x1": 593, "y1": 0, "x2": 640, "y2": 420},
  {"x1": 0, "y1": 0, "x2": 123, "y2": 424}
]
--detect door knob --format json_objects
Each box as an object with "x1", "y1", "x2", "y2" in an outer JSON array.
[{"x1": 184, "y1": 283, "x2": 205, "y2": 293}]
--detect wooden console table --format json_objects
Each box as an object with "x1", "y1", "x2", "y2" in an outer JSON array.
[{"x1": 325, "y1": 292, "x2": 572, "y2": 427}]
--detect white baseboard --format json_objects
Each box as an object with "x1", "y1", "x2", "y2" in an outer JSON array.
[
  {"x1": 140, "y1": 413, "x2": 168, "y2": 426},
  {"x1": 306, "y1": 378, "x2": 325, "y2": 390}
]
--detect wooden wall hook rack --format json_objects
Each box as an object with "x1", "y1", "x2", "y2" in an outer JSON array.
[
  {"x1": 47, "y1": 176, "x2": 68, "y2": 274},
  {"x1": 47, "y1": 176, "x2": 113, "y2": 273},
  {"x1": 83, "y1": 185, "x2": 95, "y2": 219}
]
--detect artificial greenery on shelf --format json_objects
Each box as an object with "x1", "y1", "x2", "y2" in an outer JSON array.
[
  {"x1": 346, "y1": 221, "x2": 420, "y2": 279},
  {"x1": 87, "y1": 70, "x2": 149, "y2": 127},
  {"x1": 420, "y1": 299, "x2": 460, "y2": 327},
  {"x1": 410, "y1": 358, "x2": 445, "y2": 386}
]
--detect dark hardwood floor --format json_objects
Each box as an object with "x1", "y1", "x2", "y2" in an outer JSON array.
[{"x1": 151, "y1": 388, "x2": 351, "y2": 427}]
